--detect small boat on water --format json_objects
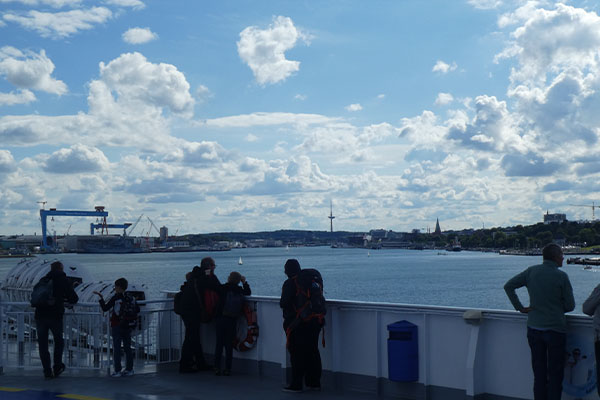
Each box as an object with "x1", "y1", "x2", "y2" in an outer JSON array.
[
  {"x1": 238, "y1": 256, "x2": 243, "y2": 265},
  {"x1": 567, "y1": 257, "x2": 600, "y2": 266}
]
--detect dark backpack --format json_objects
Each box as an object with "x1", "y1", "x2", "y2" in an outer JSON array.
[
  {"x1": 30, "y1": 277, "x2": 55, "y2": 307},
  {"x1": 293, "y1": 268, "x2": 326, "y2": 324},
  {"x1": 119, "y1": 293, "x2": 140, "y2": 329},
  {"x1": 222, "y1": 289, "x2": 245, "y2": 317},
  {"x1": 173, "y1": 291, "x2": 183, "y2": 316}
]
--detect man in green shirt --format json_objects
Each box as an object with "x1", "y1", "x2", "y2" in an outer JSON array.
[{"x1": 504, "y1": 243, "x2": 575, "y2": 400}]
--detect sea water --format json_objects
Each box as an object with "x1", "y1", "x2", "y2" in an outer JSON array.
[{"x1": 0, "y1": 247, "x2": 597, "y2": 313}]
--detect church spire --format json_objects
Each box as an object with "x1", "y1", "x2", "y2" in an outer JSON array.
[{"x1": 434, "y1": 218, "x2": 441, "y2": 235}]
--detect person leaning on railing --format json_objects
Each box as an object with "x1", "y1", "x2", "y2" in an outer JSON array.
[
  {"x1": 583, "y1": 278, "x2": 600, "y2": 397},
  {"x1": 504, "y1": 243, "x2": 575, "y2": 400}
]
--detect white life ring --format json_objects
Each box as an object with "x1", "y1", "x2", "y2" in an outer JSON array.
[{"x1": 234, "y1": 302, "x2": 259, "y2": 352}]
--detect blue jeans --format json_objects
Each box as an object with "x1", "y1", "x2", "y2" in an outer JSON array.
[
  {"x1": 36, "y1": 316, "x2": 64, "y2": 375},
  {"x1": 527, "y1": 328, "x2": 566, "y2": 400},
  {"x1": 112, "y1": 325, "x2": 133, "y2": 372}
]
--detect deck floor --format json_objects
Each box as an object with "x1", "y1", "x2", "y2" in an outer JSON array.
[{"x1": 0, "y1": 364, "x2": 379, "y2": 400}]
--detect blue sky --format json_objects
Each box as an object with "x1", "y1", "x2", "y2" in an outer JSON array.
[{"x1": 1, "y1": 0, "x2": 600, "y2": 236}]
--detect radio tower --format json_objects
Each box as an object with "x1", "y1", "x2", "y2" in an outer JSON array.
[{"x1": 328, "y1": 200, "x2": 335, "y2": 233}]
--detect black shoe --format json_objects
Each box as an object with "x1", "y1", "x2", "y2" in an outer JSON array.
[
  {"x1": 214, "y1": 367, "x2": 222, "y2": 376},
  {"x1": 53, "y1": 363, "x2": 65, "y2": 378},
  {"x1": 179, "y1": 366, "x2": 198, "y2": 373},
  {"x1": 222, "y1": 369, "x2": 230, "y2": 376},
  {"x1": 44, "y1": 369, "x2": 54, "y2": 380},
  {"x1": 282, "y1": 385, "x2": 302, "y2": 393},
  {"x1": 306, "y1": 385, "x2": 321, "y2": 391}
]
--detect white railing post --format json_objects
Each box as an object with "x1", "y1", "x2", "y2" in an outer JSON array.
[{"x1": 17, "y1": 312, "x2": 24, "y2": 366}]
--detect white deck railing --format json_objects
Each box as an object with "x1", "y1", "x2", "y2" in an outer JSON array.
[{"x1": 1, "y1": 297, "x2": 598, "y2": 399}]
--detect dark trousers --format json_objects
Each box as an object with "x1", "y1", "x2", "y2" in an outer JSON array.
[
  {"x1": 288, "y1": 321, "x2": 322, "y2": 389},
  {"x1": 214, "y1": 316, "x2": 236, "y2": 370},
  {"x1": 36, "y1": 316, "x2": 64, "y2": 374},
  {"x1": 527, "y1": 328, "x2": 566, "y2": 400},
  {"x1": 180, "y1": 317, "x2": 206, "y2": 368},
  {"x1": 112, "y1": 325, "x2": 133, "y2": 372}
]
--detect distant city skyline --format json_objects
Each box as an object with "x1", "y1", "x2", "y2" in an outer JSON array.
[{"x1": 2, "y1": 1, "x2": 600, "y2": 236}]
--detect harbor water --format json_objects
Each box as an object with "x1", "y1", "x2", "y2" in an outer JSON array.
[{"x1": 1, "y1": 247, "x2": 597, "y2": 312}]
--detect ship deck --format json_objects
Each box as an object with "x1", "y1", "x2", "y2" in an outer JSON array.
[{"x1": 0, "y1": 365, "x2": 376, "y2": 400}]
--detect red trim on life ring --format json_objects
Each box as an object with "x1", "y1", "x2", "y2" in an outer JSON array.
[{"x1": 234, "y1": 302, "x2": 259, "y2": 352}]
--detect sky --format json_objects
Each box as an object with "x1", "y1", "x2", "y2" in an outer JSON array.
[{"x1": 1, "y1": 0, "x2": 600, "y2": 236}]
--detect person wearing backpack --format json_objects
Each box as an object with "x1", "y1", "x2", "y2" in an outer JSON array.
[
  {"x1": 32, "y1": 261, "x2": 79, "y2": 379},
  {"x1": 280, "y1": 259, "x2": 325, "y2": 393},
  {"x1": 93, "y1": 277, "x2": 139, "y2": 377},
  {"x1": 196, "y1": 257, "x2": 221, "y2": 323},
  {"x1": 178, "y1": 271, "x2": 211, "y2": 373},
  {"x1": 213, "y1": 271, "x2": 251, "y2": 376}
]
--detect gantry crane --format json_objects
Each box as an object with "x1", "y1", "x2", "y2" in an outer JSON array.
[{"x1": 570, "y1": 202, "x2": 599, "y2": 220}]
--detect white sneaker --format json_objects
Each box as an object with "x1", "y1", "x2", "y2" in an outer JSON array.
[
  {"x1": 110, "y1": 371, "x2": 122, "y2": 378},
  {"x1": 121, "y1": 369, "x2": 134, "y2": 377}
]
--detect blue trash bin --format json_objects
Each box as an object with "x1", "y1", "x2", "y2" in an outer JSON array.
[{"x1": 387, "y1": 320, "x2": 418, "y2": 382}]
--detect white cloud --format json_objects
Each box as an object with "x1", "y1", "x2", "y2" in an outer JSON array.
[
  {"x1": 237, "y1": 16, "x2": 309, "y2": 85},
  {"x1": 122, "y1": 27, "x2": 157, "y2": 44},
  {"x1": 0, "y1": 52, "x2": 194, "y2": 150},
  {"x1": 294, "y1": 94, "x2": 306, "y2": 101},
  {"x1": 195, "y1": 84, "x2": 212, "y2": 104},
  {"x1": 202, "y1": 112, "x2": 339, "y2": 128},
  {"x1": 0, "y1": 47, "x2": 67, "y2": 95},
  {"x1": 377, "y1": 94, "x2": 385, "y2": 99},
  {"x1": 45, "y1": 144, "x2": 110, "y2": 174},
  {"x1": 345, "y1": 103, "x2": 363, "y2": 112},
  {"x1": 0, "y1": 0, "x2": 82, "y2": 6},
  {"x1": 0, "y1": 149, "x2": 16, "y2": 172},
  {"x1": 467, "y1": 0, "x2": 502, "y2": 10},
  {"x1": 97, "y1": 52, "x2": 194, "y2": 117},
  {"x1": 435, "y1": 92, "x2": 454, "y2": 106},
  {"x1": 0, "y1": 89, "x2": 36, "y2": 106},
  {"x1": 245, "y1": 133, "x2": 258, "y2": 142},
  {"x1": 432, "y1": 60, "x2": 457, "y2": 74},
  {"x1": 104, "y1": 0, "x2": 145, "y2": 9},
  {"x1": 3, "y1": 7, "x2": 112, "y2": 38}
]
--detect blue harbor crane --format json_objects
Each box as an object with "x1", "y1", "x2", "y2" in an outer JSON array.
[
  {"x1": 90, "y1": 222, "x2": 132, "y2": 236},
  {"x1": 40, "y1": 206, "x2": 108, "y2": 251}
]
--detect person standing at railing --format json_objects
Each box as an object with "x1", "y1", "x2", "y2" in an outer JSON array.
[
  {"x1": 33, "y1": 261, "x2": 79, "y2": 379},
  {"x1": 178, "y1": 270, "x2": 211, "y2": 373},
  {"x1": 213, "y1": 271, "x2": 251, "y2": 376},
  {"x1": 280, "y1": 259, "x2": 324, "y2": 393},
  {"x1": 93, "y1": 278, "x2": 139, "y2": 378},
  {"x1": 582, "y1": 277, "x2": 600, "y2": 397},
  {"x1": 504, "y1": 243, "x2": 575, "y2": 400}
]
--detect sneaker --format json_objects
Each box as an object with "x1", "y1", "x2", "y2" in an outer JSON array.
[
  {"x1": 306, "y1": 385, "x2": 321, "y2": 391},
  {"x1": 121, "y1": 369, "x2": 134, "y2": 377},
  {"x1": 53, "y1": 363, "x2": 65, "y2": 378},
  {"x1": 179, "y1": 366, "x2": 198, "y2": 373},
  {"x1": 44, "y1": 370, "x2": 54, "y2": 380},
  {"x1": 282, "y1": 385, "x2": 302, "y2": 393},
  {"x1": 110, "y1": 371, "x2": 122, "y2": 378},
  {"x1": 213, "y1": 367, "x2": 222, "y2": 376},
  {"x1": 222, "y1": 369, "x2": 231, "y2": 376}
]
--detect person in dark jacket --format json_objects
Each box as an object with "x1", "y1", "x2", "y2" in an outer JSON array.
[
  {"x1": 93, "y1": 277, "x2": 139, "y2": 377},
  {"x1": 34, "y1": 261, "x2": 79, "y2": 379},
  {"x1": 179, "y1": 271, "x2": 210, "y2": 372},
  {"x1": 213, "y1": 271, "x2": 251, "y2": 376},
  {"x1": 280, "y1": 259, "x2": 322, "y2": 393},
  {"x1": 196, "y1": 257, "x2": 221, "y2": 323}
]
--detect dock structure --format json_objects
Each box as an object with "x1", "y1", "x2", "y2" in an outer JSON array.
[{"x1": 1, "y1": 296, "x2": 597, "y2": 399}]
